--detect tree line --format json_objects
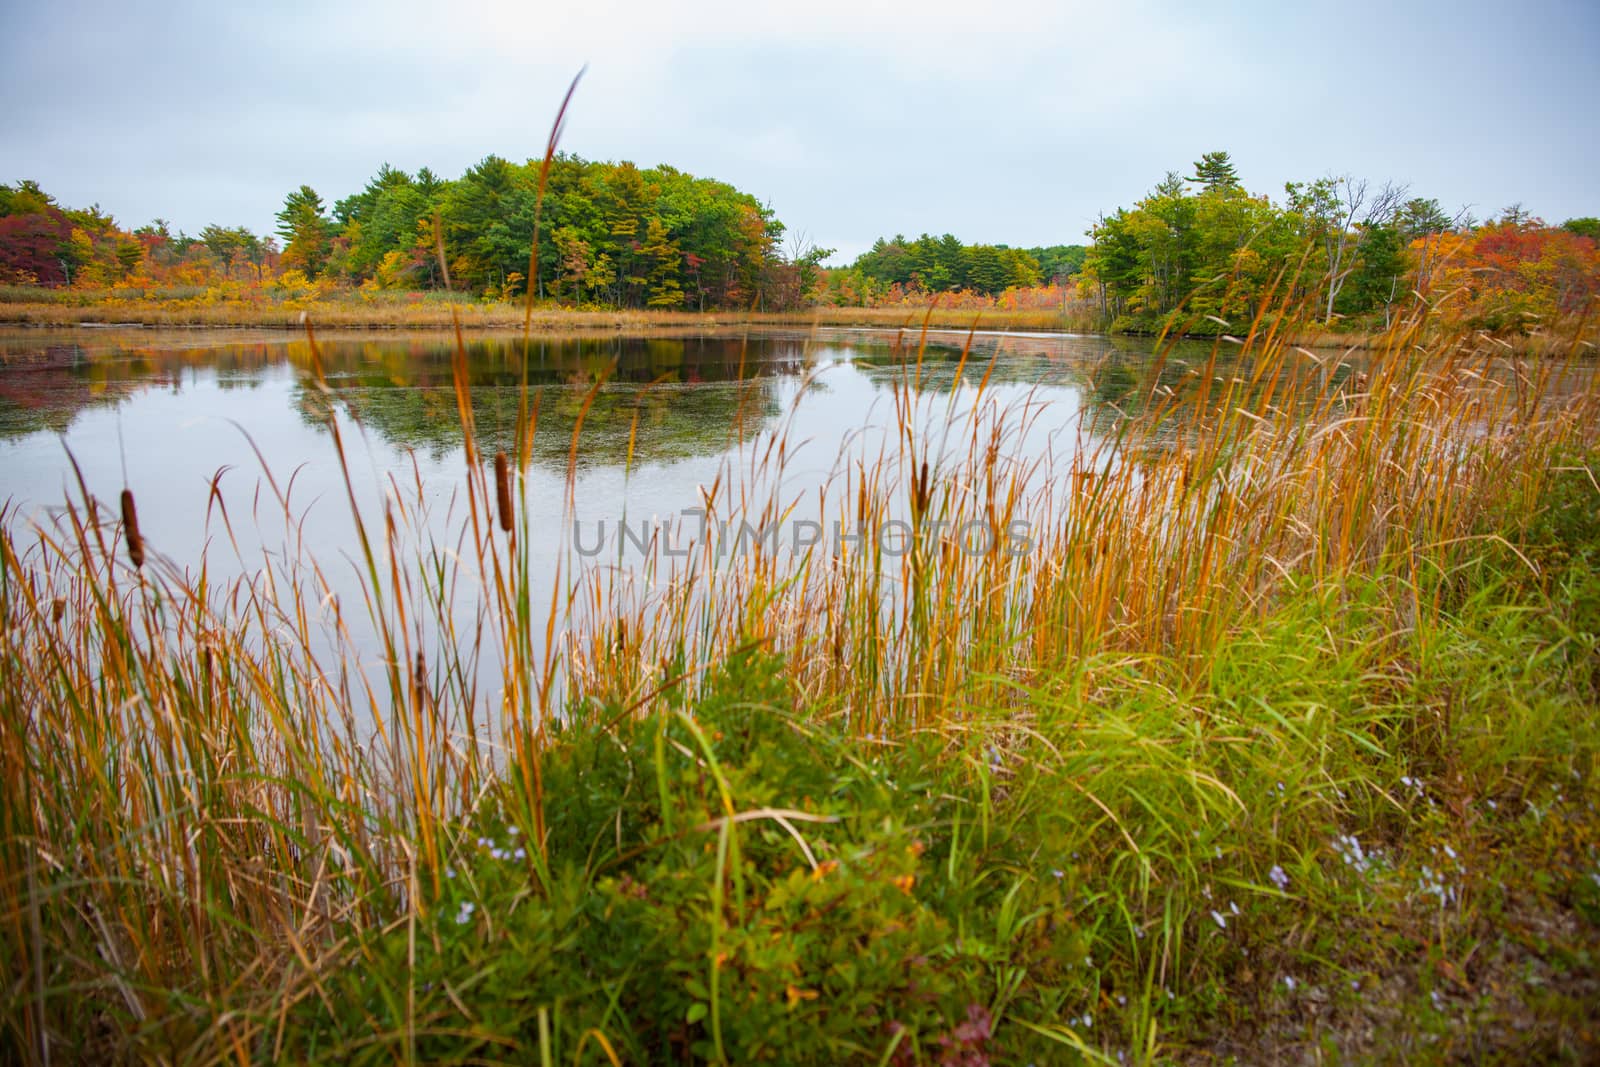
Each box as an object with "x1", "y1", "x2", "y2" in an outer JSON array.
[
  {"x1": 1, "y1": 157, "x2": 815, "y2": 311},
  {"x1": 277, "y1": 155, "x2": 807, "y2": 310},
  {"x1": 1, "y1": 180, "x2": 282, "y2": 290},
  {"x1": 819, "y1": 235, "x2": 1086, "y2": 305},
  {"x1": 4, "y1": 151, "x2": 1595, "y2": 331},
  {"x1": 1081, "y1": 150, "x2": 1599, "y2": 332}
]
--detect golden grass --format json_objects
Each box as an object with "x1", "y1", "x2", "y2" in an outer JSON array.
[
  {"x1": 0, "y1": 297, "x2": 1097, "y2": 334},
  {"x1": 1, "y1": 289, "x2": 1596, "y2": 1060}
]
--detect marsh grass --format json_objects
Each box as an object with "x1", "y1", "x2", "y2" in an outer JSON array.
[
  {"x1": 0, "y1": 295, "x2": 1109, "y2": 337},
  {"x1": 2, "y1": 280, "x2": 1598, "y2": 1062}
]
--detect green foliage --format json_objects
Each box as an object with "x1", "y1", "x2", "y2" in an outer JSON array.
[
  {"x1": 1562, "y1": 217, "x2": 1600, "y2": 242},
  {"x1": 851, "y1": 233, "x2": 1043, "y2": 296},
  {"x1": 276, "y1": 185, "x2": 335, "y2": 278},
  {"x1": 280, "y1": 540, "x2": 1600, "y2": 1062},
  {"x1": 291, "y1": 650, "x2": 998, "y2": 1063},
  {"x1": 1336, "y1": 222, "x2": 1406, "y2": 320},
  {"x1": 312, "y1": 154, "x2": 787, "y2": 308},
  {"x1": 1189, "y1": 150, "x2": 1240, "y2": 193},
  {"x1": 1398, "y1": 197, "x2": 1454, "y2": 241},
  {"x1": 1084, "y1": 157, "x2": 1429, "y2": 333},
  {"x1": 1026, "y1": 243, "x2": 1087, "y2": 283},
  {"x1": 0, "y1": 179, "x2": 56, "y2": 217}
]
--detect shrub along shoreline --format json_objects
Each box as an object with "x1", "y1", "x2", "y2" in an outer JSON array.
[{"x1": 2, "y1": 302, "x2": 1598, "y2": 1063}]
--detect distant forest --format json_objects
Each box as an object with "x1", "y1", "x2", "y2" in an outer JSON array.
[{"x1": 3, "y1": 147, "x2": 1596, "y2": 331}]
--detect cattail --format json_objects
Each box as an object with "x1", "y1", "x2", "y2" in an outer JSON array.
[
  {"x1": 494, "y1": 451, "x2": 514, "y2": 533},
  {"x1": 412, "y1": 650, "x2": 428, "y2": 710},
  {"x1": 120, "y1": 489, "x2": 145, "y2": 568},
  {"x1": 51, "y1": 598, "x2": 66, "y2": 625}
]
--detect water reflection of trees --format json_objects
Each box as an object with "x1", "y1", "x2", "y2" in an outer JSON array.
[
  {"x1": 0, "y1": 332, "x2": 804, "y2": 457},
  {"x1": 293, "y1": 335, "x2": 800, "y2": 466},
  {"x1": 0, "y1": 337, "x2": 281, "y2": 439},
  {"x1": 842, "y1": 330, "x2": 1373, "y2": 435}
]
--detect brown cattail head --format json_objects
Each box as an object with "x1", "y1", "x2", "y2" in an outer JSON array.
[
  {"x1": 494, "y1": 451, "x2": 514, "y2": 533},
  {"x1": 412, "y1": 650, "x2": 428, "y2": 709},
  {"x1": 51, "y1": 597, "x2": 66, "y2": 624},
  {"x1": 120, "y1": 489, "x2": 145, "y2": 569}
]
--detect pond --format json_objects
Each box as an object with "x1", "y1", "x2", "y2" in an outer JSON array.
[
  {"x1": 0, "y1": 324, "x2": 1360, "y2": 713},
  {"x1": 0, "y1": 324, "x2": 1238, "y2": 540}
]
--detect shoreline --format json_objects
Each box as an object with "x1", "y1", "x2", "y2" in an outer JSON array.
[{"x1": 1, "y1": 300, "x2": 1585, "y2": 356}]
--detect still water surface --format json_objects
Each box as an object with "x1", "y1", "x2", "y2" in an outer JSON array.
[
  {"x1": 0, "y1": 325, "x2": 1336, "y2": 698},
  {"x1": 0, "y1": 325, "x2": 1234, "y2": 548}
]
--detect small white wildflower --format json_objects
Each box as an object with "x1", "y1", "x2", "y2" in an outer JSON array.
[
  {"x1": 455, "y1": 901, "x2": 476, "y2": 925},
  {"x1": 1269, "y1": 864, "x2": 1290, "y2": 890},
  {"x1": 1229, "y1": 901, "x2": 1240, "y2": 916},
  {"x1": 1282, "y1": 976, "x2": 1297, "y2": 991},
  {"x1": 1210, "y1": 910, "x2": 1228, "y2": 930},
  {"x1": 507, "y1": 826, "x2": 520, "y2": 837}
]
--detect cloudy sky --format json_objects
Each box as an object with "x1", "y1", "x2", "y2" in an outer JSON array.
[{"x1": 2, "y1": 0, "x2": 1596, "y2": 263}]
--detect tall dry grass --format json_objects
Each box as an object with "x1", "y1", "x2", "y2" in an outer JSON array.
[{"x1": 0, "y1": 287, "x2": 1596, "y2": 1059}]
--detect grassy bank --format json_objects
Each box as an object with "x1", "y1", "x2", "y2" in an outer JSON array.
[
  {"x1": 0, "y1": 290, "x2": 1099, "y2": 334},
  {"x1": 4, "y1": 290, "x2": 1589, "y2": 358},
  {"x1": 2, "y1": 300, "x2": 1598, "y2": 1063}
]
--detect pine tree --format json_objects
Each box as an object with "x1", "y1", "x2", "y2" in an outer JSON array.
[
  {"x1": 1190, "y1": 151, "x2": 1240, "y2": 193},
  {"x1": 275, "y1": 186, "x2": 334, "y2": 278}
]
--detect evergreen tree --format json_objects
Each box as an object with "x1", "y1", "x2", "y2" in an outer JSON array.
[
  {"x1": 1190, "y1": 151, "x2": 1240, "y2": 192},
  {"x1": 275, "y1": 186, "x2": 334, "y2": 277}
]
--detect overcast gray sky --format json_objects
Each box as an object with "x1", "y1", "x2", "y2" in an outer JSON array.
[{"x1": 2, "y1": 0, "x2": 1596, "y2": 263}]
